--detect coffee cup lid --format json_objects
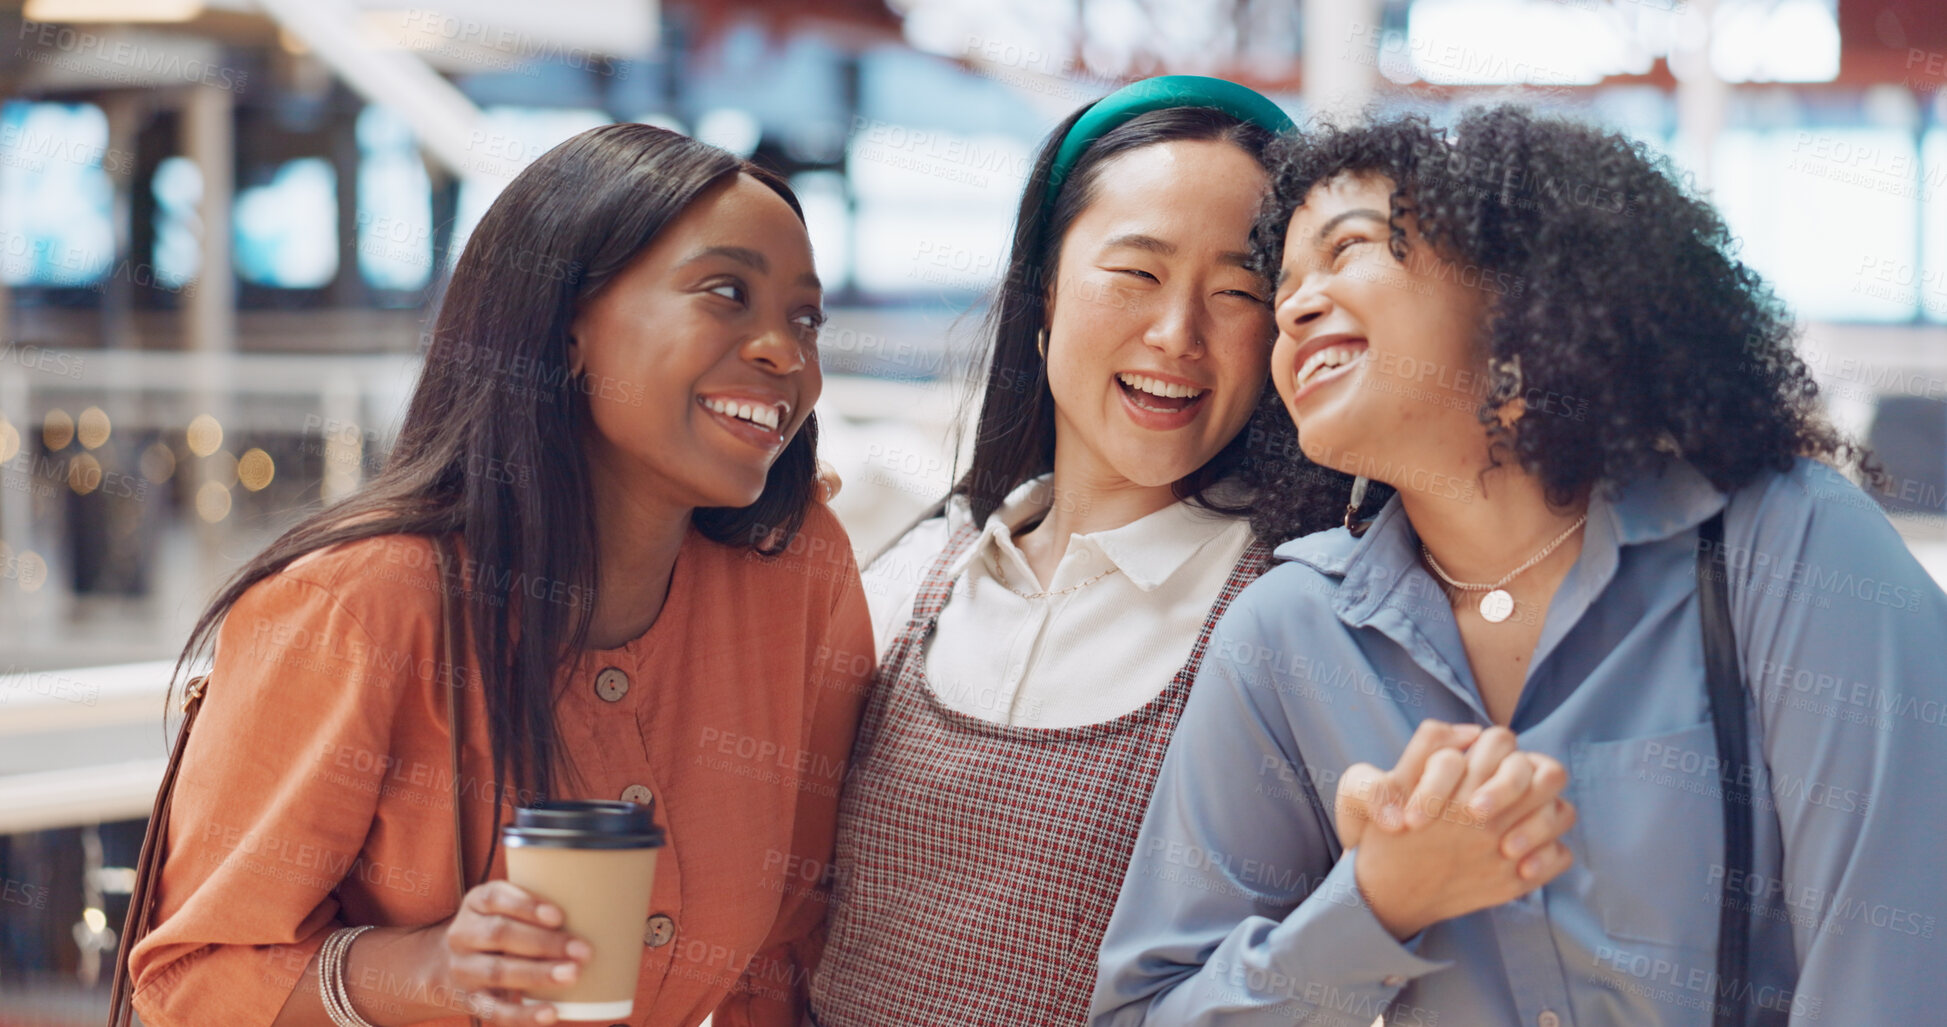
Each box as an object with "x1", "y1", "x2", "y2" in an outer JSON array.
[{"x1": 501, "y1": 799, "x2": 666, "y2": 849}]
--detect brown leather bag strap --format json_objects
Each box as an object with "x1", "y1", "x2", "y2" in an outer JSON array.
[{"x1": 107, "y1": 674, "x2": 208, "y2": 1027}]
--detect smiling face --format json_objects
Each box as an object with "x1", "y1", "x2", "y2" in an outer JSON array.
[
  {"x1": 1042, "y1": 138, "x2": 1273, "y2": 491},
  {"x1": 569, "y1": 173, "x2": 823, "y2": 511},
  {"x1": 1269, "y1": 173, "x2": 1494, "y2": 489}
]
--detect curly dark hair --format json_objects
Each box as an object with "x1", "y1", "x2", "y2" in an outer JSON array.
[{"x1": 1246, "y1": 104, "x2": 1869, "y2": 520}]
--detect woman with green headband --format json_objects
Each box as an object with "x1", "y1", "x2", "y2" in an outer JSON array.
[{"x1": 807, "y1": 77, "x2": 1342, "y2": 1024}]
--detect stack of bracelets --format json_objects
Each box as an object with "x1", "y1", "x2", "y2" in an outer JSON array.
[{"x1": 318, "y1": 925, "x2": 379, "y2": 1027}]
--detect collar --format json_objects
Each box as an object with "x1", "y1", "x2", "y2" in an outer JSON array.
[
  {"x1": 947, "y1": 474, "x2": 1248, "y2": 592},
  {"x1": 1273, "y1": 457, "x2": 1729, "y2": 625}
]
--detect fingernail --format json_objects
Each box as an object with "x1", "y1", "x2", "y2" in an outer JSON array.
[
  {"x1": 536, "y1": 1006, "x2": 558, "y2": 1025},
  {"x1": 567, "y1": 939, "x2": 593, "y2": 961},
  {"x1": 1505, "y1": 834, "x2": 1528, "y2": 857},
  {"x1": 538, "y1": 904, "x2": 563, "y2": 926},
  {"x1": 553, "y1": 962, "x2": 578, "y2": 982},
  {"x1": 1376, "y1": 803, "x2": 1400, "y2": 828}
]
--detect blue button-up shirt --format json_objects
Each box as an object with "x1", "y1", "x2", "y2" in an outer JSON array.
[{"x1": 1093, "y1": 458, "x2": 1947, "y2": 1026}]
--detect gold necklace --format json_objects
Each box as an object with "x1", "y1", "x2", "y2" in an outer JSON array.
[
  {"x1": 990, "y1": 555, "x2": 1120, "y2": 599},
  {"x1": 1420, "y1": 513, "x2": 1588, "y2": 624}
]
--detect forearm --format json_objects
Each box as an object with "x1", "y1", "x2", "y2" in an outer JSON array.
[
  {"x1": 271, "y1": 926, "x2": 466, "y2": 1027},
  {"x1": 1099, "y1": 856, "x2": 1447, "y2": 1027}
]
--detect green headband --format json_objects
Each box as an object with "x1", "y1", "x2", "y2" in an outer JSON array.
[{"x1": 1045, "y1": 75, "x2": 1295, "y2": 207}]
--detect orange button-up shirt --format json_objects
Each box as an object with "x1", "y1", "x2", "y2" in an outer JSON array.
[{"x1": 129, "y1": 502, "x2": 873, "y2": 1027}]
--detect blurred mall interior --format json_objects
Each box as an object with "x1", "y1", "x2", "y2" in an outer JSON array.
[{"x1": 0, "y1": 0, "x2": 1944, "y2": 1020}]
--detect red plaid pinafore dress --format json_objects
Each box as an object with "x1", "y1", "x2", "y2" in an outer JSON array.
[{"x1": 810, "y1": 522, "x2": 1271, "y2": 1025}]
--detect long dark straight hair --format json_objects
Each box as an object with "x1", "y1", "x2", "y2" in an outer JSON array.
[
  {"x1": 954, "y1": 104, "x2": 1348, "y2": 543},
  {"x1": 171, "y1": 123, "x2": 818, "y2": 814}
]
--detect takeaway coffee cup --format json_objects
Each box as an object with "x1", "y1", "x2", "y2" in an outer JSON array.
[{"x1": 502, "y1": 800, "x2": 665, "y2": 1021}]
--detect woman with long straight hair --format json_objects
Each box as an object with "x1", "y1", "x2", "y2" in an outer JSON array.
[
  {"x1": 807, "y1": 77, "x2": 1359, "y2": 1025},
  {"x1": 1096, "y1": 106, "x2": 1947, "y2": 1026},
  {"x1": 126, "y1": 123, "x2": 872, "y2": 1027}
]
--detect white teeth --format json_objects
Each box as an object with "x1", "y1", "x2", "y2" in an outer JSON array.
[
  {"x1": 1294, "y1": 343, "x2": 1366, "y2": 390},
  {"x1": 703, "y1": 397, "x2": 783, "y2": 431},
  {"x1": 1116, "y1": 372, "x2": 1205, "y2": 400}
]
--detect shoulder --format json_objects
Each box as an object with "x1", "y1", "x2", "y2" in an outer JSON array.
[
  {"x1": 210, "y1": 533, "x2": 447, "y2": 718},
  {"x1": 776, "y1": 498, "x2": 860, "y2": 568},
  {"x1": 236, "y1": 533, "x2": 446, "y2": 642},
  {"x1": 1723, "y1": 458, "x2": 1907, "y2": 557},
  {"x1": 860, "y1": 510, "x2": 953, "y2": 653},
  {"x1": 1713, "y1": 458, "x2": 1944, "y2": 622},
  {"x1": 285, "y1": 532, "x2": 446, "y2": 597},
  {"x1": 1257, "y1": 521, "x2": 1359, "y2": 608},
  {"x1": 1216, "y1": 546, "x2": 1347, "y2": 652},
  {"x1": 703, "y1": 501, "x2": 869, "y2": 627}
]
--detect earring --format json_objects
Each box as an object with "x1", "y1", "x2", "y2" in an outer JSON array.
[
  {"x1": 1494, "y1": 353, "x2": 1524, "y2": 397},
  {"x1": 1343, "y1": 474, "x2": 1372, "y2": 537},
  {"x1": 1036, "y1": 328, "x2": 1049, "y2": 359}
]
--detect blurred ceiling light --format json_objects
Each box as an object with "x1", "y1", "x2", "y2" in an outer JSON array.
[
  {"x1": 697, "y1": 109, "x2": 762, "y2": 158},
  {"x1": 1709, "y1": 0, "x2": 1839, "y2": 84},
  {"x1": 186, "y1": 413, "x2": 222, "y2": 457},
  {"x1": 23, "y1": 0, "x2": 203, "y2": 22},
  {"x1": 196, "y1": 480, "x2": 232, "y2": 523},
  {"x1": 68, "y1": 453, "x2": 102, "y2": 495},
  {"x1": 1399, "y1": 0, "x2": 1631, "y2": 86},
  {"x1": 77, "y1": 406, "x2": 111, "y2": 450},
  {"x1": 43, "y1": 410, "x2": 75, "y2": 452},
  {"x1": 238, "y1": 448, "x2": 275, "y2": 492}
]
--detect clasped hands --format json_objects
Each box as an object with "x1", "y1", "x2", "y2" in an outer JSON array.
[{"x1": 1334, "y1": 721, "x2": 1578, "y2": 940}]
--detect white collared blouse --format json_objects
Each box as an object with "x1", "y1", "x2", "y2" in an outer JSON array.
[{"x1": 862, "y1": 476, "x2": 1256, "y2": 729}]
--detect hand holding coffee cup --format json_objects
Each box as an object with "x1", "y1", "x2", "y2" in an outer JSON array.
[
  {"x1": 398, "y1": 879, "x2": 591, "y2": 1027},
  {"x1": 502, "y1": 800, "x2": 666, "y2": 1022}
]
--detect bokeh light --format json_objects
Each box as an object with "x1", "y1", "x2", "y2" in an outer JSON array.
[
  {"x1": 77, "y1": 406, "x2": 111, "y2": 450},
  {"x1": 186, "y1": 414, "x2": 223, "y2": 457},
  {"x1": 68, "y1": 453, "x2": 102, "y2": 495},
  {"x1": 195, "y1": 480, "x2": 232, "y2": 522},
  {"x1": 43, "y1": 409, "x2": 74, "y2": 451},
  {"x1": 238, "y1": 448, "x2": 275, "y2": 491}
]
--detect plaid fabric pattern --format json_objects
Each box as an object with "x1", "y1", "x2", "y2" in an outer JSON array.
[{"x1": 811, "y1": 523, "x2": 1272, "y2": 1026}]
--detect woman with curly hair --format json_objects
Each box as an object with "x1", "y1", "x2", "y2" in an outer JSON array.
[{"x1": 1094, "y1": 106, "x2": 1947, "y2": 1026}]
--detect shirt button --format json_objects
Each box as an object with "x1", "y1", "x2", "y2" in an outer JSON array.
[
  {"x1": 643, "y1": 914, "x2": 676, "y2": 947},
  {"x1": 619, "y1": 784, "x2": 652, "y2": 805},
  {"x1": 594, "y1": 667, "x2": 630, "y2": 702},
  {"x1": 1538, "y1": 1011, "x2": 1561, "y2": 1027},
  {"x1": 1382, "y1": 975, "x2": 1405, "y2": 988}
]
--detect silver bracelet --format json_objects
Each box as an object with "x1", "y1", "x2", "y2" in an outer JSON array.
[{"x1": 318, "y1": 925, "x2": 380, "y2": 1027}]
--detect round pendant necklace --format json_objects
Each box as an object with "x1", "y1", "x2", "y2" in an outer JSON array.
[{"x1": 1420, "y1": 513, "x2": 1588, "y2": 624}]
